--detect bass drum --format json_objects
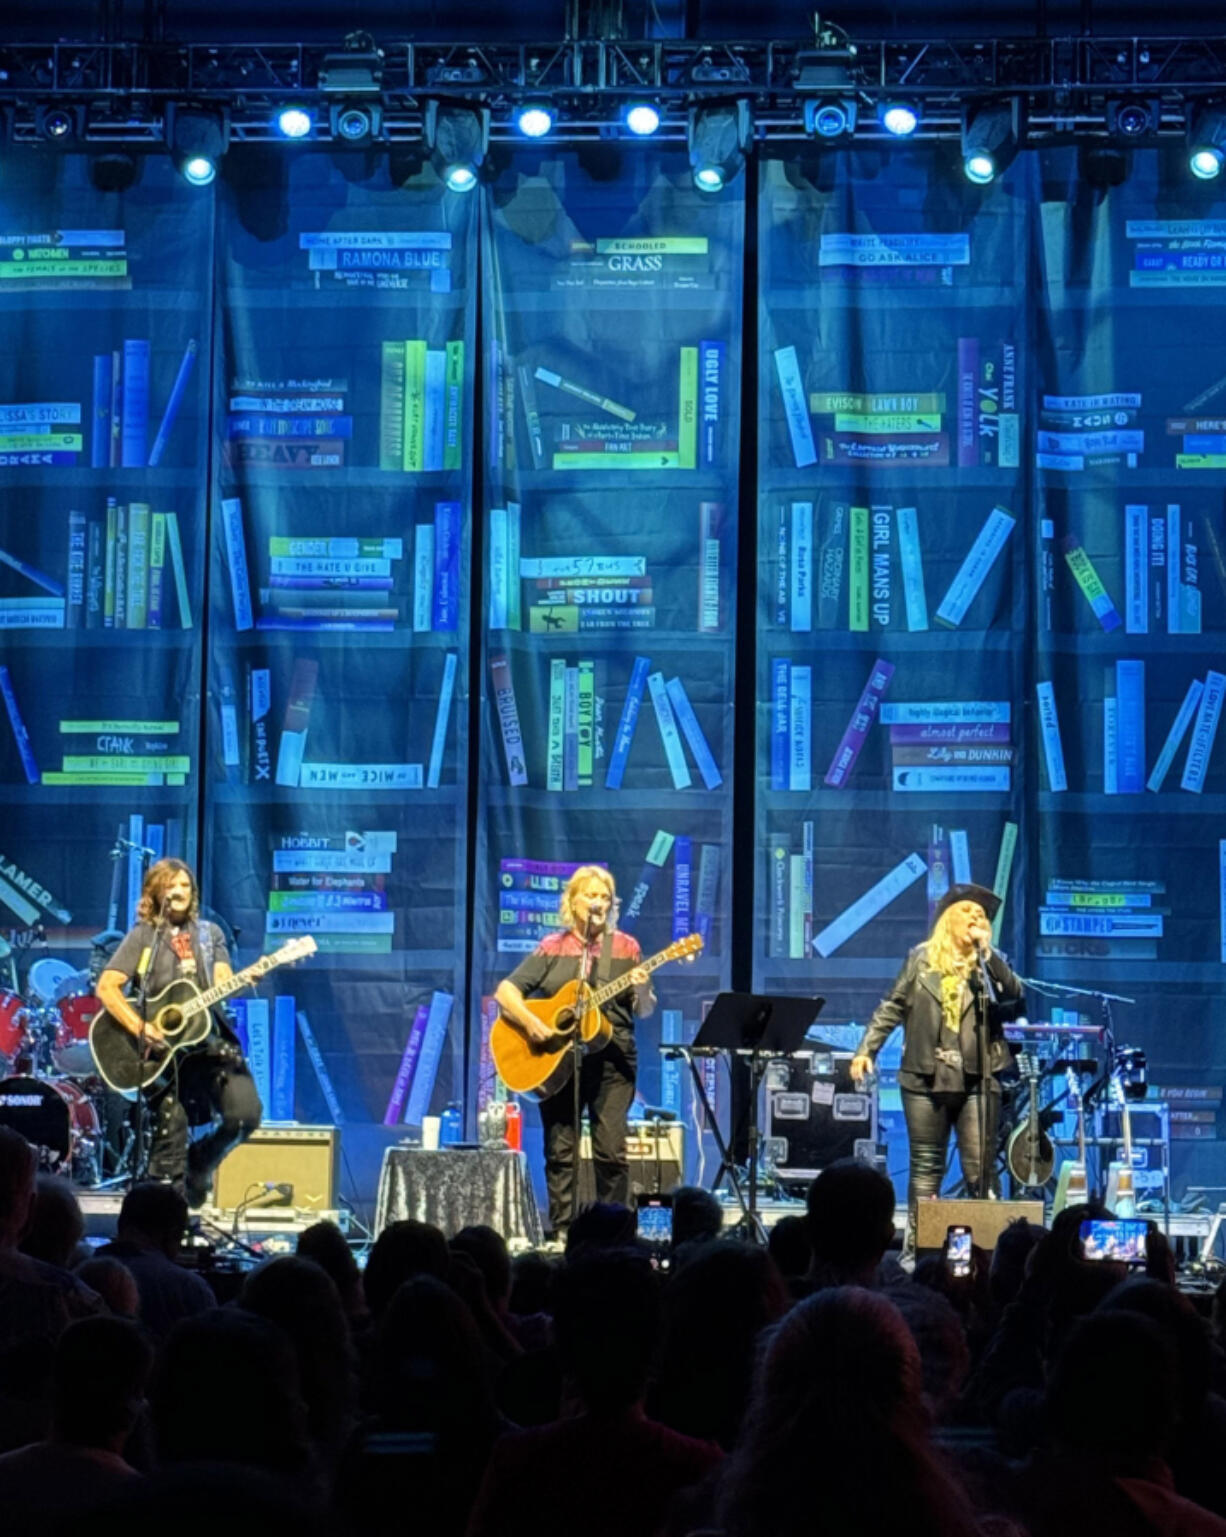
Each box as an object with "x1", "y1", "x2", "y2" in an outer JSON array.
[
  {"x1": 53, "y1": 992, "x2": 102, "y2": 1076},
  {"x1": 0, "y1": 1075, "x2": 100, "y2": 1171},
  {"x1": 0, "y1": 992, "x2": 26, "y2": 1068}
]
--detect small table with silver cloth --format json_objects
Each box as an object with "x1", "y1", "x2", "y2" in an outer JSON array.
[{"x1": 374, "y1": 1145, "x2": 544, "y2": 1245}]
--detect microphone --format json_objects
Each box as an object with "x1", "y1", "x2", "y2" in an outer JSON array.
[{"x1": 240, "y1": 1182, "x2": 294, "y2": 1212}]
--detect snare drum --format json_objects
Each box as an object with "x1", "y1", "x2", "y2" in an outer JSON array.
[
  {"x1": 25, "y1": 958, "x2": 78, "y2": 1007},
  {"x1": 0, "y1": 992, "x2": 26, "y2": 1065},
  {"x1": 53, "y1": 992, "x2": 102, "y2": 1077},
  {"x1": 0, "y1": 1075, "x2": 100, "y2": 1168}
]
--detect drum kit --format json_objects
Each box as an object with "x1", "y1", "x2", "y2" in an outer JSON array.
[{"x1": 0, "y1": 939, "x2": 105, "y2": 1184}]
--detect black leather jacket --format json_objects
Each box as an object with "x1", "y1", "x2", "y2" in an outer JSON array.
[{"x1": 855, "y1": 942, "x2": 1024, "y2": 1081}]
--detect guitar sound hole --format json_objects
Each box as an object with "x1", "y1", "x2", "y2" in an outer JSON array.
[
  {"x1": 160, "y1": 1008, "x2": 183, "y2": 1033},
  {"x1": 553, "y1": 1011, "x2": 576, "y2": 1041}
]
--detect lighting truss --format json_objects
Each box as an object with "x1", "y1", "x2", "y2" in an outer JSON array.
[{"x1": 1, "y1": 35, "x2": 1225, "y2": 144}]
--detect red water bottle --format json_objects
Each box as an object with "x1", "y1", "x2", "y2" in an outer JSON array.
[{"x1": 504, "y1": 1100, "x2": 522, "y2": 1151}]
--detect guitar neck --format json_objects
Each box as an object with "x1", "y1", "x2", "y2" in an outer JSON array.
[
  {"x1": 585, "y1": 945, "x2": 674, "y2": 1012},
  {"x1": 1077, "y1": 1106, "x2": 1087, "y2": 1165},
  {"x1": 184, "y1": 953, "x2": 287, "y2": 1018}
]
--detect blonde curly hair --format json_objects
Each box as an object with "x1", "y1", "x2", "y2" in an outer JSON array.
[{"x1": 558, "y1": 865, "x2": 615, "y2": 931}]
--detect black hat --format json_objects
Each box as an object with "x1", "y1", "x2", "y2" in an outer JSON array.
[{"x1": 933, "y1": 882, "x2": 1001, "y2": 923}]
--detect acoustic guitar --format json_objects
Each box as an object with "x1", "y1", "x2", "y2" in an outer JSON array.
[
  {"x1": 1106, "y1": 1073, "x2": 1137, "y2": 1218},
  {"x1": 1005, "y1": 1050, "x2": 1054, "y2": 1188},
  {"x1": 89, "y1": 936, "x2": 317, "y2": 1096},
  {"x1": 1053, "y1": 1066, "x2": 1089, "y2": 1213},
  {"x1": 491, "y1": 933, "x2": 704, "y2": 1099}
]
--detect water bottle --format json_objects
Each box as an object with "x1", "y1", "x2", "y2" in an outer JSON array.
[
  {"x1": 440, "y1": 1102, "x2": 463, "y2": 1146},
  {"x1": 504, "y1": 1099, "x2": 522, "y2": 1151}
]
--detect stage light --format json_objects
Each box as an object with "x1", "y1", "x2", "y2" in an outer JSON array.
[
  {"x1": 425, "y1": 101, "x2": 488, "y2": 193},
  {"x1": 1189, "y1": 105, "x2": 1226, "y2": 180},
  {"x1": 687, "y1": 100, "x2": 752, "y2": 194},
  {"x1": 37, "y1": 106, "x2": 84, "y2": 141},
  {"x1": 165, "y1": 104, "x2": 228, "y2": 188},
  {"x1": 624, "y1": 103, "x2": 661, "y2": 137},
  {"x1": 805, "y1": 98, "x2": 857, "y2": 139},
  {"x1": 515, "y1": 103, "x2": 555, "y2": 139},
  {"x1": 879, "y1": 101, "x2": 919, "y2": 137},
  {"x1": 1107, "y1": 97, "x2": 1160, "y2": 141},
  {"x1": 275, "y1": 107, "x2": 313, "y2": 140},
  {"x1": 330, "y1": 103, "x2": 382, "y2": 144},
  {"x1": 960, "y1": 99, "x2": 1020, "y2": 185}
]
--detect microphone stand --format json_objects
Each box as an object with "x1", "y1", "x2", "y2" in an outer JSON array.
[
  {"x1": 971, "y1": 939, "x2": 998, "y2": 1200},
  {"x1": 571, "y1": 909, "x2": 596, "y2": 1228},
  {"x1": 132, "y1": 915, "x2": 165, "y2": 1184}
]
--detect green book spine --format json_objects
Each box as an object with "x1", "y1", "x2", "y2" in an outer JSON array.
[
  {"x1": 164, "y1": 512, "x2": 192, "y2": 628},
  {"x1": 402, "y1": 341, "x2": 427, "y2": 473},
  {"x1": 849, "y1": 505, "x2": 870, "y2": 632},
  {"x1": 379, "y1": 341, "x2": 406, "y2": 470},
  {"x1": 577, "y1": 659, "x2": 595, "y2": 786},
  {"x1": 678, "y1": 345, "x2": 698, "y2": 469},
  {"x1": 126, "y1": 502, "x2": 150, "y2": 629},
  {"x1": 103, "y1": 497, "x2": 117, "y2": 627},
  {"x1": 444, "y1": 339, "x2": 464, "y2": 471},
  {"x1": 147, "y1": 511, "x2": 166, "y2": 629}
]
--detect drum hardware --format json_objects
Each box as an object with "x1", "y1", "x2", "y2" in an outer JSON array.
[{"x1": 0, "y1": 1075, "x2": 101, "y2": 1181}]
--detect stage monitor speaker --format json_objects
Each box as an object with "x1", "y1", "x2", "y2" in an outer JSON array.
[
  {"x1": 916, "y1": 1198, "x2": 1045, "y2": 1255},
  {"x1": 211, "y1": 1124, "x2": 339, "y2": 1214},
  {"x1": 577, "y1": 1122, "x2": 683, "y2": 1204}
]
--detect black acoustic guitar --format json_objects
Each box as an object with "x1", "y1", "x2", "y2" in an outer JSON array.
[
  {"x1": 1005, "y1": 1050, "x2": 1055, "y2": 1188},
  {"x1": 89, "y1": 936, "x2": 316, "y2": 1096}
]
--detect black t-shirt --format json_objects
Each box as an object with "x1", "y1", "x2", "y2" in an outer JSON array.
[
  {"x1": 507, "y1": 929, "x2": 645, "y2": 1037},
  {"x1": 108, "y1": 919, "x2": 230, "y2": 1000}
]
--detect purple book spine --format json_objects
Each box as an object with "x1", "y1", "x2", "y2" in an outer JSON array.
[
  {"x1": 957, "y1": 337, "x2": 979, "y2": 468},
  {"x1": 384, "y1": 1005, "x2": 429, "y2": 1126},
  {"x1": 431, "y1": 500, "x2": 461, "y2": 631},
  {"x1": 823, "y1": 658, "x2": 895, "y2": 788}
]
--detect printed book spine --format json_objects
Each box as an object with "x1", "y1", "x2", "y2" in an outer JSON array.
[
  {"x1": 546, "y1": 659, "x2": 566, "y2": 791},
  {"x1": 771, "y1": 658, "x2": 789, "y2": 790},
  {"x1": 648, "y1": 673, "x2": 692, "y2": 790},
  {"x1": 791, "y1": 501, "x2": 812, "y2": 632},
  {"x1": 148, "y1": 338, "x2": 197, "y2": 467},
  {"x1": 427, "y1": 651, "x2": 457, "y2": 790},
  {"x1": 788, "y1": 664, "x2": 811, "y2": 792},
  {"x1": 221, "y1": 498, "x2": 253, "y2": 631},
  {"x1": 490, "y1": 653, "x2": 529, "y2": 786},
  {"x1": 120, "y1": 338, "x2": 149, "y2": 468},
  {"x1": 605, "y1": 655, "x2": 651, "y2": 789},
  {"x1": 812, "y1": 853, "x2": 927, "y2": 958},
  {"x1": 1147, "y1": 678, "x2": 1204, "y2": 792},
  {"x1": 665, "y1": 677, "x2": 722, "y2": 789}
]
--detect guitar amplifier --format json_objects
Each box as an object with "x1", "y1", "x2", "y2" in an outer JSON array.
[
  {"x1": 916, "y1": 1198, "x2": 1045, "y2": 1255},
  {"x1": 766, "y1": 1050, "x2": 878, "y2": 1184},
  {"x1": 577, "y1": 1121, "x2": 683, "y2": 1202},
  {"x1": 211, "y1": 1124, "x2": 339, "y2": 1214}
]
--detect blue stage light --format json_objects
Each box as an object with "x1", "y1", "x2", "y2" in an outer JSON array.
[
  {"x1": 275, "y1": 107, "x2": 313, "y2": 140},
  {"x1": 624, "y1": 103, "x2": 661, "y2": 137},
  {"x1": 880, "y1": 102, "x2": 919, "y2": 137},
  {"x1": 516, "y1": 104, "x2": 555, "y2": 139}
]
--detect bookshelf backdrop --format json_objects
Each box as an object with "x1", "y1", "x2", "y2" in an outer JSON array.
[
  {"x1": 755, "y1": 146, "x2": 1226, "y2": 1192},
  {"x1": 472, "y1": 150, "x2": 744, "y2": 1190},
  {"x1": 3, "y1": 144, "x2": 1226, "y2": 1206}
]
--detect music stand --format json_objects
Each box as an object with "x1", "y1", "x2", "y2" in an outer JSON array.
[{"x1": 695, "y1": 993, "x2": 825, "y2": 1242}]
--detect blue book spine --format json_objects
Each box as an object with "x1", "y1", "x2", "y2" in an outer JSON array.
[
  {"x1": 694, "y1": 844, "x2": 721, "y2": 944},
  {"x1": 605, "y1": 655, "x2": 651, "y2": 789},
  {"x1": 120, "y1": 339, "x2": 150, "y2": 468},
  {"x1": 672, "y1": 834, "x2": 692, "y2": 939},
  {"x1": 221, "y1": 498, "x2": 254, "y2": 632},
  {"x1": 699, "y1": 340, "x2": 724, "y2": 467},
  {"x1": 0, "y1": 666, "x2": 39, "y2": 784},
  {"x1": 126, "y1": 813, "x2": 143, "y2": 927},
  {"x1": 771, "y1": 658, "x2": 790, "y2": 790},
  {"x1": 403, "y1": 990, "x2": 454, "y2": 1127},
  {"x1": 1116, "y1": 659, "x2": 1146, "y2": 794},
  {"x1": 148, "y1": 338, "x2": 198, "y2": 466},
  {"x1": 226, "y1": 414, "x2": 352, "y2": 440},
  {"x1": 230, "y1": 997, "x2": 250, "y2": 1056},
  {"x1": 146, "y1": 823, "x2": 165, "y2": 860},
  {"x1": 91, "y1": 354, "x2": 113, "y2": 468},
  {"x1": 431, "y1": 500, "x2": 461, "y2": 630},
  {"x1": 665, "y1": 676, "x2": 722, "y2": 789},
  {"x1": 297, "y1": 1010, "x2": 345, "y2": 1125},
  {"x1": 661, "y1": 1010, "x2": 683, "y2": 1117},
  {"x1": 271, "y1": 994, "x2": 296, "y2": 1121}
]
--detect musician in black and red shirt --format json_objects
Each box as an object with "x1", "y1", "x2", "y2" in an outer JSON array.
[
  {"x1": 97, "y1": 859, "x2": 261, "y2": 1207},
  {"x1": 495, "y1": 865, "x2": 655, "y2": 1236}
]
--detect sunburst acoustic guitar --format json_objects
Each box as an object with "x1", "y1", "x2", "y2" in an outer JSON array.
[{"x1": 491, "y1": 933, "x2": 704, "y2": 1099}]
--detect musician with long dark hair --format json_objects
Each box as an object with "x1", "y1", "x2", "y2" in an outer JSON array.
[
  {"x1": 850, "y1": 883, "x2": 1024, "y2": 1259},
  {"x1": 96, "y1": 859, "x2": 261, "y2": 1206},
  {"x1": 494, "y1": 865, "x2": 654, "y2": 1236}
]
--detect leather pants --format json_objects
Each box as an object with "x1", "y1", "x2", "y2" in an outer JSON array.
[{"x1": 901, "y1": 1082, "x2": 998, "y2": 1256}]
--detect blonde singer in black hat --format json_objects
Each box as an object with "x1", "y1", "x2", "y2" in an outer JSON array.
[{"x1": 850, "y1": 883, "x2": 1025, "y2": 1260}]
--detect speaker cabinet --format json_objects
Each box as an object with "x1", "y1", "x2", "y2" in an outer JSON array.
[
  {"x1": 211, "y1": 1124, "x2": 339, "y2": 1214},
  {"x1": 577, "y1": 1122, "x2": 683, "y2": 1203},
  {"x1": 916, "y1": 1198, "x2": 1045, "y2": 1254}
]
